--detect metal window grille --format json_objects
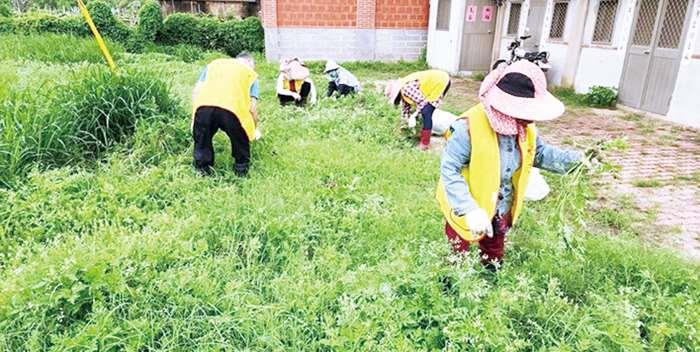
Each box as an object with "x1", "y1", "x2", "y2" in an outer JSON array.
[
  {"x1": 507, "y1": 3, "x2": 522, "y2": 35},
  {"x1": 632, "y1": 0, "x2": 660, "y2": 46},
  {"x1": 657, "y1": 0, "x2": 689, "y2": 48},
  {"x1": 592, "y1": 0, "x2": 618, "y2": 43},
  {"x1": 549, "y1": 1, "x2": 569, "y2": 40},
  {"x1": 436, "y1": 0, "x2": 452, "y2": 31}
]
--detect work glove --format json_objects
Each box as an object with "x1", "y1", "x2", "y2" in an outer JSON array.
[
  {"x1": 466, "y1": 208, "x2": 493, "y2": 238},
  {"x1": 291, "y1": 92, "x2": 302, "y2": 101},
  {"x1": 254, "y1": 128, "x2": 262, "y2": 141},
  {"x1": 407, "y1": 110, "x2": 419, "y2": 128}
]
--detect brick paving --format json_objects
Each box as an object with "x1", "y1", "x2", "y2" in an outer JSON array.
[{"x1": 437, "y1": 77, "x2": 700, "y2": 260}]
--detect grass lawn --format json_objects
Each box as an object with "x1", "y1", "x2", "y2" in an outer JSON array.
[{"x1": 0, "y1": 34, "x2": 698, "y2": 351}]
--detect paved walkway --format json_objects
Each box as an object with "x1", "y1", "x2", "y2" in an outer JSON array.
[
  {"x1": 541, "y1": 108, "x2": 700, "y2": 260},
  {"x1": 438, "y1": 77, "x2": 700, "y2": 260}
]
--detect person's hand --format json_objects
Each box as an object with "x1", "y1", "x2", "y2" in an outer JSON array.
[
  {"x1": 254, "y1": 128, "x2": 262, "y2": 140},
  {"x1": 407, "y1": 111, "x2": 419, "y2": 128},
  {"x1": 292, "y1": 93, "x2": 302, "y2": 101},
  {"x1": 466, "y1": 208, "x2": 493, "y2": 238}
]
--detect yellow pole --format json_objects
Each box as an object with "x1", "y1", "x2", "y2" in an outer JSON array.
[{"x1": 76, "y1": 0, "x2": 117, "y2": 72}]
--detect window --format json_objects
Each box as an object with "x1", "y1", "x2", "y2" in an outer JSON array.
[
  {"x1": 592, "y1": 0, "x2": 619, "y2": 43},
  {"x1": 507, "y1": 2, "x2": 522, "y2": 36},
  {"x1": 549, "y1": 0, "x2": 569, "y2": 40},
  {"x1": 436, "y1": 0, "x2": 451, "y2": 30}
]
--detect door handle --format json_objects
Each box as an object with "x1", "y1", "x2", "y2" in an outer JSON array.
[{"x1": 643, "y1": 50, "x2": 650, "y2": 54}]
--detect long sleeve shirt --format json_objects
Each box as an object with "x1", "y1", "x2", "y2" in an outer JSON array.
[
  {"x1": 401, "y1": 80, "x2": 442, "y2": 121},
  {"x1": 329, "y1": 67, "x2": 361, "y2": 92},
  {"x1": 440, "y1": 119, "x2": 583, "y2": 216}
]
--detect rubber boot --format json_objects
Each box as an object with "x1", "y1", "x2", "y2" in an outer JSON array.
[{"x1": 418, "y1": 129, "x2": 431, "y2": 151}]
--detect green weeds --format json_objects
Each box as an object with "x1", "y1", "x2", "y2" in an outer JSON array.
[{"x1": 0, "y1": 34, "x2": 697, "y2": 351}]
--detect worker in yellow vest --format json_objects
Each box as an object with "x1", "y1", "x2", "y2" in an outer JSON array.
[
  {"x1": 276, "y1": 57, "x2": 317, "y2": 107},
  {"x1": 385, "y1": 70, "x2": 451, "y2": 150},
  {"x1": 436, "y1": 61, "x2": 584, "y2": 270},
  {"x1": 191, "y1": 53, "x2": 260, "y2": 176}
]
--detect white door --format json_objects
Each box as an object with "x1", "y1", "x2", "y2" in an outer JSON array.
[{"x1": 619, "y1": 0, "x2": 693, "y2": 114}]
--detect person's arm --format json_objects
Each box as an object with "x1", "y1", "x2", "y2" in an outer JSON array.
[
  {"x1": 533, "y1": 136, "x2": 584, "y2": 174},
  {"x1": 308, "y1": 79, "x2": 317, "y2": 105},
  {"x1": 440, "y1": 121, "x2": 478, "y2": 216},
  {"x1": 249, "y1": 80, "x2": 260, "y2": 126},
  {"x1": 276, "y1": 74, "x2": 299, "y2": 99},
  {"x1": 192, "y1": 66, "x2": 207, "y2": 102},
  {"x1": 250, "y1": 98, "x2": 258, "y2": 127}
]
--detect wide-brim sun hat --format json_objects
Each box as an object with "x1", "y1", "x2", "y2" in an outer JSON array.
[
  {"x1": 481, "y1": 60, "x2": 564, "y2": 121},
  {"x1": 324, "y1": 60, "x2": 340, "y2": 73},
  {"x1": 384, "y1": 80, "x2": 402, "y2": 105}
]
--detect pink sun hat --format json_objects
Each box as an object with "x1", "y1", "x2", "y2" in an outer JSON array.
[
  {"x1": 384, "y1": 79, "x2": 402, "y2": 105},
  {"x1": 480, "y1": 60, "x2": 564, "y2": 122}
]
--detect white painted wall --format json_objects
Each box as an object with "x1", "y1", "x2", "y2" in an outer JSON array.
[
  {"x1": 573, "y1": 0, "x2": 636, "y2": 93},
  {"x1": 427, "y1": 0, "x2": 467, "y2": 73},
  {"x1": 667, "y1": 0, "x2": 700, "y2": 127}
]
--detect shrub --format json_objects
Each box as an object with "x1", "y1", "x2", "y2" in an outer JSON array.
[
  {"x1": 85, "y1": 0, "x2": 132, "y2": 42},
  {"x1": 137, "y1": 0, "x2": 162, "y2": 42},
  {"x1": 0, "y1": 0, "x2": 11, "y2": 17},
  {"x1": 10, "y1": 12, "x2": 90, "y2": 36},
  {"x1": 584, "y1": 85, "x2": 618, "y2": 108},
  {"x1": 158, "y1": 12, "x2": 199, "y2": 46},
  {"x1": 159, "y1": 13, "x2": 264, "y2": 56}
]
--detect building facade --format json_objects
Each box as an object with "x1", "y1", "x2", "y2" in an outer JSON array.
[
  {"x1": 427, "y1": 0, "x2": 700, "y2": 127},
  {"x1": 261, "y1": 0, "x2": 430, "y2": 61}
]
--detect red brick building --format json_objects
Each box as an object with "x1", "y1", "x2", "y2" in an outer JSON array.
[{"x1": 261, "y1": 0, "x2": 429, "y2": 61}]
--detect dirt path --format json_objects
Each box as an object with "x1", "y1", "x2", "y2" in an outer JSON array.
[{"x1": 437, "y1": 77, "x2": 700, "y2": 260}]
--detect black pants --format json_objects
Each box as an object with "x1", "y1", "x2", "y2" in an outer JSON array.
[
  {"x1": 421, "y1": 104, "x2": 435, "y2": 130},
  {"x1": 278, "y1": 81, "x2": 311, "y2": 106},
  {"x1": 193, "y1": 106, "x2": 250, "y2": 176},
  {"x1": 327, "y1": 81, "x2": 354, "y2": 97}
]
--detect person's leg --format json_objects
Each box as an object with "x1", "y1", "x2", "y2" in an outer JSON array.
[
  {"x1": 418, "y1": 104, "x2": 435, "y2": 150},
  {"x1": 298, "y1": 82, "x2": 312, "y2": 107},
  {"x1": 445, "y1": 221, "x2": 470, "y2": 253},
  {"x1": 215, "y1": 108, "x2": 251, "y2": 177},
  {"x1": 338, "y1": 84, "x2": 354, "y2": 96},
  {"x1": 327, "y1": 81, "x2": 338, "y2": 98},
  {"x1": 478, "y1": 213, "x2": 511, "y2": 270},
  {"x1": 278, "y1": 94, "x2": 295, "y2": 106},
  {"x1": 192, "y1": 107, "x2": 218, "y2": 175}
]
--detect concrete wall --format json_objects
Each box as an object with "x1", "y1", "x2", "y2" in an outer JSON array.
[
  {"x1": 667, "y1": 0, "x2": 700, "y2": 127},
  {"x1": 262, "y1": 0, "x2": 429, "y2": 62},
  {"x1": 573, "y1": 0, "x2": 636, "y2": 93},
  {"x1": 427, "y1": 0, "x2": 467, "y2": 73}
]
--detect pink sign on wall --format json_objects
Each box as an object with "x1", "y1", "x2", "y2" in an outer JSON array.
[
  {"x1": 466, "y1": 5, "x2": 478, "y2": 22},
  {"x1": 482, "y1": 6, "x2": 494, "y2": 22}
]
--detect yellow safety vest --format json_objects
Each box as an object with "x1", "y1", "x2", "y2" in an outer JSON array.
[
  {"x1": 436, "y1": 104, "x2": 537, "y2": 242},
  {"x1": 400, "y1": 70, "x2": 450, "y2": 106},
  {"x1": 192, "y1": 59, "x2": 258, "y2": 141},
  {"x1": 283, "y1": 79, "x2": 306, "y2": 93}
]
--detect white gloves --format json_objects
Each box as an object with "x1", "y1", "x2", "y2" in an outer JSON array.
[
  {"x1": 254, "y1": 128, "x2": 262, "y2": 141},
  {"x1": 407, "y1": 111, "x2": 418, "y2": 128},
  {"x1": 291, "y1": 92, "x2": 302, "y2": 101},
  {"x1": 466, "y1": 208, "x2": 493, "y2": 238}
]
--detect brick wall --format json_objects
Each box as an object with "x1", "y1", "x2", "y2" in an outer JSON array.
[
  {"x1": 375, "y1": 0, "x2": 429, "y2": 29},
  {"x1": 276, "y1": 0, "x2": 358, "y2": 28}
]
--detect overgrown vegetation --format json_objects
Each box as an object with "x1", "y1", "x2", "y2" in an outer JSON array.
[
  {"x1": 0, "y1": 33, "x2": 697, "y2": 350},
  {"x1": 551, "y1": 86, "x2": 618, "y2": 108},
  {"x1": 0, "y1": 33, "x2": 123, "y2": 62},
  {"x1": 0, "y1": 64, "x2": 181, "y2": 186},
  {"x1": 0, "y1": 1, "x2": 265, "y2": 56}
]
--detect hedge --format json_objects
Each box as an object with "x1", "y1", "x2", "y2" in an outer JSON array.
[
  {"x1": 0, "y1": 0, "x2": 11, "y2": 17},
  {"x1": 0, "y1": 3, "x2": 264, "y2": 56}
]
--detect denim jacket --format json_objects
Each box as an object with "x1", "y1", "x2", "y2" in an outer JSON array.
[{"x1": 440, "y1": 119, "x2": 583, "y2": 216}]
